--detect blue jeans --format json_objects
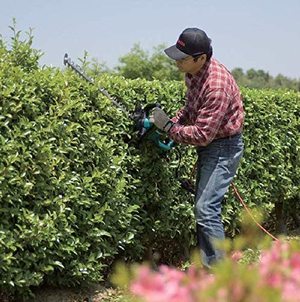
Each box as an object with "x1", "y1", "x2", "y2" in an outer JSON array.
[{"x1": 195, "y1": 133, "x2": 244, "y2": 268}]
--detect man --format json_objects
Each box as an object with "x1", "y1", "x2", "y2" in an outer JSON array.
[{"x1": 150, "y1": 28, "x2": 244, "y2": 268}]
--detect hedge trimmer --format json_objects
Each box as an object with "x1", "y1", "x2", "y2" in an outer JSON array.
[
  {"x1": 63, "y1": 54, "x2": 197, "y2": 193},
  {"x1": 63, "y1": 53, "x2": 175, "y2": 152}
]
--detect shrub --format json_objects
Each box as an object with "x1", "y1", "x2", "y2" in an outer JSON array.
[{"x1": 0, "y1": 29, "x2": 135, "y2": 297}]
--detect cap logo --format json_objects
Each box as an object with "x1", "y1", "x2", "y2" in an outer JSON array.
[{"x1": 177, "y1": 39, "x2": 185, "y2": 47}]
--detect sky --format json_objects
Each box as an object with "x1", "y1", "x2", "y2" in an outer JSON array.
[{"x1": 1, "y1": 0, "x2": 300, "y2": 79}]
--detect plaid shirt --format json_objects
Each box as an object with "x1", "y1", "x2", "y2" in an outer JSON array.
[{"x1": 169, "y1": 58, "x2": 244, "y2": 146}]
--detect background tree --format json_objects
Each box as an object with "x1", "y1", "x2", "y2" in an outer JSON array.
[
  {"x1": 231, "y1": 67, "x2": 300, "y2": 91},
  {"x1": 115, "y1": 43, "x2": 183, "y2": 81}
]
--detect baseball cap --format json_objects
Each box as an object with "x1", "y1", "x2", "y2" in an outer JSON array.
[{"x1": 164, "y1": 28, "x2": 211, "y2": 60}]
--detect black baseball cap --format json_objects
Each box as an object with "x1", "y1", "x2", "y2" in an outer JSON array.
[{"x1": 164, "y1": 28, "x2": 211, "y2": 60}]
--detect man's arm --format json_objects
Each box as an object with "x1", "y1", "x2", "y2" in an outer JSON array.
[{"x1": 171, "y1": 105, "x2": 188, "y2": 124}]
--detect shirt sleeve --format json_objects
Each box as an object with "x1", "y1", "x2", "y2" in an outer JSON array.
[
  {"x1": 168, "y1": 88, "x2": 231, "y2": 146},
  {"x1": 171, "y1": 106, "x2": 188, "y2": 124}
]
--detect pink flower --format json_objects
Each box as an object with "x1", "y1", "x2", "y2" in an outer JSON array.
[
  {"x1": 130, "y1": 265, "x2": 195, "y2": 302},
  {"x1": 231, "y1": 250, "x2": 243, "y2": 262},
  {"x1": 259, "y1": 241, "x2": 300, "y2": 301},
  {"x1": 231, "y1": 281, "x2": 246, "y2": 301},
  {"x1": 267, "y1": 272, "x2": 283, "y2": 287},
  {"x1": 130, "y1": 267, "x2": 164, "y2": 296},
  {"x1": 290, "y1": 253, "x2": 300, "y2": 269},
  {"x1": 282, "y1": 282, "x2": 300, "y2": 302}
]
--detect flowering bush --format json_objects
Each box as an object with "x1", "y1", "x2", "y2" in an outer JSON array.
[
  {"x1": 130, "y1": 265, "x2": 214, "y2": 302},
  {"x1": 259, "y1": 241, "x2": 300, "y2": 302},
  {"x1": 123, "y1": 240, "x2": 300, "y2": 302}
]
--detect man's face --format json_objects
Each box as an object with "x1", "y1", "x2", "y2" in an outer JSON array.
[{"x1": 175, "y1": 54, "x2": 206, "y2": 75}]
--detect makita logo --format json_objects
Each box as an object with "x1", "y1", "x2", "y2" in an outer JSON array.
[{"x1": 177, "y1": 39, "x2": 185, "y2": 47}]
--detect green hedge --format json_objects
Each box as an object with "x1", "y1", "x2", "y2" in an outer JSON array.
[
  {"x1": 0, "y1": 32, "x2": 299, "y2": 298},
  {"x1": 225, "y1": 87, "x2": 300, "y2": 233},
  {"x1": 0, "y1": 34, "x2": 134, "y2": 296}
]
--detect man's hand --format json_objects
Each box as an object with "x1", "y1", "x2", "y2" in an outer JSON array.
[{"x1": 150, "y1": 108, "x2": 174, "y2": 132}]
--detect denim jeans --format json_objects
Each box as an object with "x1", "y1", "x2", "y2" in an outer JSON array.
[{"x1": 195, "y1": 133, "x2": 244, "y2": 268}]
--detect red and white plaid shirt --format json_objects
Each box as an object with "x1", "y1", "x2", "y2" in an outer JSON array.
[{"x1": 169, "y1": 58, "x2": 244, "y2": 146}]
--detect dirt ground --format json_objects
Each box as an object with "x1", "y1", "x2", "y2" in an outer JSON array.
[
  {"x1": 32, "y1": 284, "x2": 122, "y2": 302},
  {"x1": 0, "y1": 285, "x2": 123, "y2": 302},
  {"x1": 32, "y1": 286, "x2": 94, "y2": 302}
]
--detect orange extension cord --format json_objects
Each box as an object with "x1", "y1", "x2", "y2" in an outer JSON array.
[{"x1": 230, "y1": 182, "x2": 279, "y2": 242}]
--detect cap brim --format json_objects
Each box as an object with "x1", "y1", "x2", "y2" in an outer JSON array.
[{"x1": 164, "y1": 45, "x2": 189, "y2": 60}]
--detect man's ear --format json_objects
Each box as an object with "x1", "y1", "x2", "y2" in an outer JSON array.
[{"x1": 199, "y1": 53, "x2": 207, "y2": 62}]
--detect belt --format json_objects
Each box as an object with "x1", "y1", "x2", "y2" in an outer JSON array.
[{"x1": 214, "y1": 132, "x2": 242, "y2": 141}]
